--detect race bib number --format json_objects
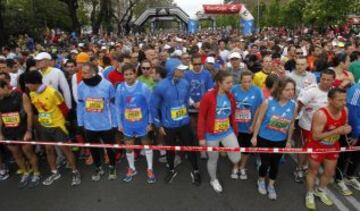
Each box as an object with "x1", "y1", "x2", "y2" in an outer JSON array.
[
  {"x1": 85, "y1": 98, "x2": 104, "y2": 112},
  {"x1": 321, "y1": 135, "x2": 340, "y2": 145},
  {"x1": 266, "y1": 115, "x2": 291, "y2": 134},
  {"x1": 170, "y1": 105, "x2": 187, "y2": 121},
  {"x1": 1, "y1": 112, "x2": 20, "y2": 128},
  {"x1": 235, "y1": 109, "x2": 251, "y2": 123},
  {"x1": 125, "y1": 108, "x2": 143, "y2": 122},
  {"x1": 38, "y1": 112, "x2": 53, "y2": 126},
  {"x1": 214, "y1": 118, "x2": 230, "y2": 134}
]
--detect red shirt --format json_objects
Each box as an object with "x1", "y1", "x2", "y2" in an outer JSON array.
[
  {"x1": 108, "y1": 69, "x2": 124, "y2": 86},
  {"x1": 197, "y1": 87, "x2": 238, "y2": 140}
]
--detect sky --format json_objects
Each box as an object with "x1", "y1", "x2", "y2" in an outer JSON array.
[{"x1": 174, "y1": 0, "x2": 224, "y2": 18}]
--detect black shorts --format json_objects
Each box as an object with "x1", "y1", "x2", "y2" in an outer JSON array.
[
  {"x1": 38, "y1": 126, "x2": 69, "y2": 143},
  {"x1": 238, "y1": 132, "x2": 253, "y2": 154}
]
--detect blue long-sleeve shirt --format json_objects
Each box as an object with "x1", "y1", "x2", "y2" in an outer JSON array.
[
  {"x1": 184, "y1": 69, "x2": 214, "y2": 104},
  {"x1": 115, "y1": 80, "x2": 152, "y2": 137},
  {"x1": 347, "y1": 83, "x2": 360, "y2": 138},
  {"x1": 77, "y1": 78, "x2": 117, "y2": 131},
  {"x1": 150, "y1": 77, "x2": 191, "y2": 128}
]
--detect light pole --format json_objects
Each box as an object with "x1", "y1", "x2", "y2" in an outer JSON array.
[{"x1": 257, "y1": 0, "x2": 260, "y2": 30}]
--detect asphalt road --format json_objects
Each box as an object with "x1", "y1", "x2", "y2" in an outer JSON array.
[{"x1": 0, "y1": 153, "x2": 359, "y2": 211}]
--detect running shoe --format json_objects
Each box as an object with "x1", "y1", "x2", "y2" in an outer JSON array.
[
  {"x1": 294, "y1": 167, "x2": 305, "y2": 183},
  {"x1": 71, "y1": 171, "x2": 81, "y2": 186},
  {"x1": 123, "y1": 168, "x2": 138, "y2": 183},
  {"x1": 108, "y1": 166, "x2": 117, "y2": 180},
  {"x1": 190, "y1": 170, "x2": 201, "y2": 186},
  {"x1": 18, "y1": 174, "x2": 30, "y2": 189},
  {"x1": 91, "y1": 166, "x2": 105, "y2": 182},
  {"x1": 345, "y1": 178, "x2": 360, "y2": 191},
  {"x1": 239, "y1": 169, "x2": 248, "y2": 180},
  {"x1": 28, "y1": 174, "x2": 40, "y2": 188},
  {"x1": 42, "y1": 172, "x2": 61, "y2": 186},
  {"x1": 267, "y1": 185, "x2": 277, "y2": 200},
  {"x1": 257, "y1": 179, "x2": 267, "y2": 195},
  {"x1": 305, "y1": 192, "x2": 316, "y2": 210},
  {"x1": 336, "y1": 180, "x2": 353, "y2": 196},
  {"x1": 314, "y1": 187, "x2": 333, "y2": 206},
  {"x1": 0, "y1": 170, "x2": 9, "y2": 181},
  {"x1": 210, "y1": 179, "x2": 223, "y2": 193},
  {"x1": 146, "y1": 169, "x2": 156, "y2": 184},
  {"x1": 164, "y1": 170, "x2": 178, "y2": 184},
  {"x1": 230, "y1": 168, "x2": 239, "y2": 180}
]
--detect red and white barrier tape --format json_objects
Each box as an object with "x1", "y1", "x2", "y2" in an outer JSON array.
[{"x1": 1, "y1": 140, "x2": 360, "y2": 154}]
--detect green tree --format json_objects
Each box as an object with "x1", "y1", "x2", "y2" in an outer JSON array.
[{"x1": 303, "y1": 0, "x2": 359, "y2": 27}]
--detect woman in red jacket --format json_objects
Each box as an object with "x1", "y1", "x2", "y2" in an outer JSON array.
[{"x1": 198, "y1": 71, "x2": 241, "y2": 193}]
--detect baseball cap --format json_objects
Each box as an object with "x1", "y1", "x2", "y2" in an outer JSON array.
[
  {"x1": 176, "y1": 64, "x2": 188, "y2": 71},
  {"x1": 34, "y1": 52, "x2": 52, "y2": 61},
  {"x1": 229, "y1": 52, "x2": 241, "y2": 60},
  {"x1": 206, "y1": 57, "x2": 215, "y2": 64}
]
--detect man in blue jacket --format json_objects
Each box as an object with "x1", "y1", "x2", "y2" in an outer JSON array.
[
  {"x1": 150, "y1": 64, "x2": 201, "y2": 185},
  {"x1": 335, "y1": 83, "x2": 360, "y2": 192},
  {"x1": 77, "y1": 62, "x2": 117, "y2": 182}
]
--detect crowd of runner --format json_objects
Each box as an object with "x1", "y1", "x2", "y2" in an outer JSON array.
[{"x1": 0, "y1": 29, "x2": 360, "y2": 210}]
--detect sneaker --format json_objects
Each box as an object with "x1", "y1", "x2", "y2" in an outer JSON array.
[
  {"x1": 239, "y1": 169, "x2": 248, "y2": 180},
  {"x1": 71, "y1": 171, "x2": 81, "y2": 186},
  {"x1": 257, "y1": 179, "x2": 267, "y2": 195},
  {"x1": 164, "y1": 170, "x2": 178, "y2": 184},
  {"x1": 158, "y1": 155, "x2": 167, "y2": 163},
  {"x1": 294, "y1": 168, "x2": 305, "y2": 183},
  {"x1": 91, "y1": 167, "x2": 105, "y2": 182},
  {"x1": 108, "y1": 166, "x2": 117, "y2": 180},
  {"x1": 123, "y1": 168, "x2": 138, "y2": 183},
  {"x1": 146, "y1": 169, "x2": 156, "y2": 184},
  {"x1": 210, "y1": 179, "x2": 223, "y2": 193},
  {"x1": 18, "y1": 174, "x2": 30, "y2": 189},
  {"x1": 305, "y1": 192, "x2": 316, "y2": 210},
  {"x1": 190, "y1": 170, "x2": 201, "y2": 186},
  {"x1": 230, "y1": 168, "x2": 239, "y2": 179},
  {"x1": 42, "y1": 172, "x2": 61, "y2": 186},
  {"x1": 0, "y1": 171, "x2": 9, "y2": 181},
  {"x1": 345, "y1": 178, "x2": 360, "y2": 191},
  {"x1": 314, "y1": 188, "x2": 333, "y2": 206},
  {"x1": 28, "y1": 174, "x2": 40, "y2": 188},
  {"x1": 267, "y1": 185, "x2": 277, "y2": 200},
  {"x1": 336, "y1": 180, "x2": 353, "y2": 196}
]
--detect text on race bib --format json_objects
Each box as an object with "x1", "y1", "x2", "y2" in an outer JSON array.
[
  {"x1": 1, "y1": 112, "x2": 20, "y2": 128},
  {"x1": 235, "y1": 109, "x2": 251, "y2": 123},
  {"x1": 214, "y1": 118, "x2": 230, "y2": 134},
  {"x1": 85, "y1": 98, "x2": 104, "y2": 112},
  {"x1": 267, "y1": 115, "x2": 291, "y2": 134},
  {"x1": 125, "y1": 108, "x2": 143, "y2": 122},
  {"x1": 38, "y1": 112, "x2": 53, "y2": 126},
  {"x1": 170, "y1": 105, "x2": 187, "y2": 121}
]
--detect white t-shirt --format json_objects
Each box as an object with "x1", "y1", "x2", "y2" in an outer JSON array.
[
  {"x1": 298, "y1": 84, "x2": 328, "y2": 131},
  {"x1": 219, "y1": 49, "x2": 230, "y2": 62},
  {"x1": 287, "y1": 71, "x2": 317, "y2": 97}
]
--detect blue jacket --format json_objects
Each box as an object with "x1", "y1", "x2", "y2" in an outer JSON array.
[
  {"x1": 77, "y1": 78, "x2": 117, "y2": 131},
  {"x1": 115, "y1": 81, "x2": 152, "y2": 137},
  {"x1": 347, "y1": 83, "x2": 360, "y2": 138},
  {"x1": 150, "y1": 73, "x2": 191, "y2": 128}
]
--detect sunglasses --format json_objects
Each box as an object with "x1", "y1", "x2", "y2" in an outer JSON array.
[
  {"x1": 142, "y1": 67, "x2": 151, "y2": 70},
  {"x1": 193, "y1": 63, "x2": 202, "y2": 66},
  {"x1": 182, "y1": 57, "x2": 191, "y2": 60}
]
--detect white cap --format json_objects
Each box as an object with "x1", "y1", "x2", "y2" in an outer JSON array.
[
  {"x1": 101, "y1": 46, "x2": 107, "y2": 50},
  {"x1": 163, "y1": 44, "x2": 171, "y2": 50},
  {"x1": 78, "y1": 43, "x2": 85, "y2": 47},
  {"x1": 0, "y1": 55, "x2": 6, "y2": 60},
  {"x1": 172, "y1": 49, "x2": 183, "y2": 57},
  {"x1": 229, "y1": 52, "x2": 241, "y2": 60},
  {"x1": 34, "y1": 52, "x2": 52, "y2": 61},
  {"x1": 70, "y1": 49, "x2": 79, "y2": 54},
  {"x1": 176, "y1": 64, "x2": 188, "y2": 71},
  {"x1": 206, "y1": 57, "x2": 215, "y2": 64}
]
